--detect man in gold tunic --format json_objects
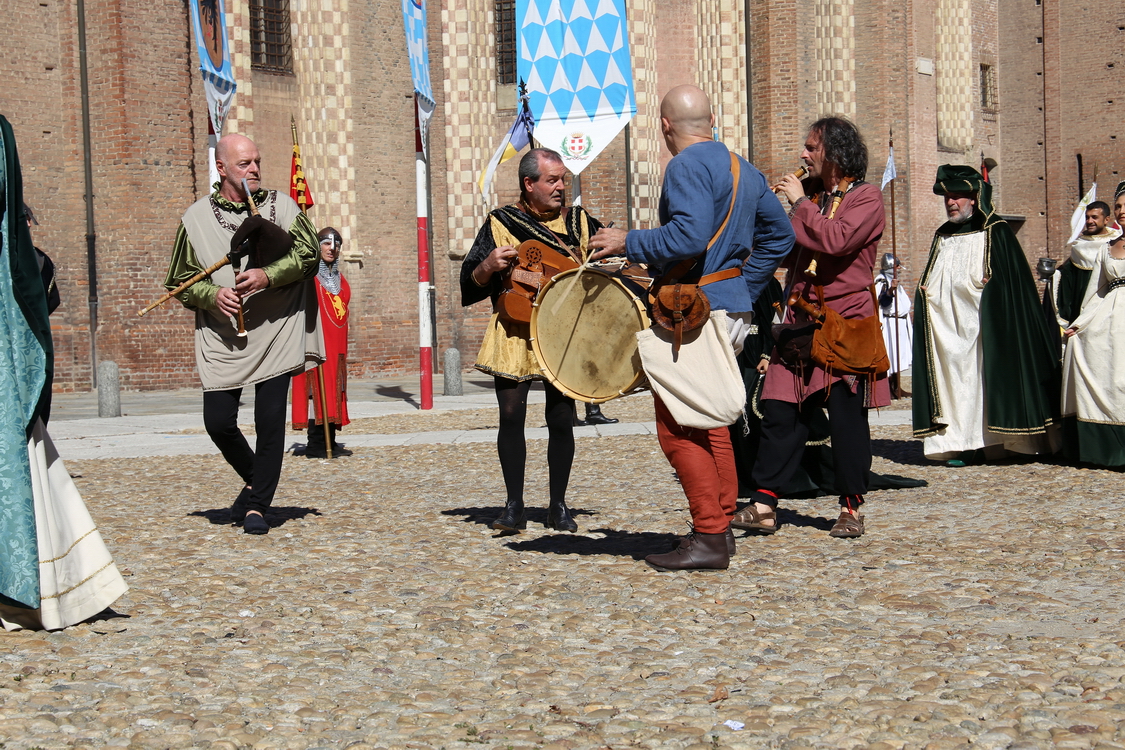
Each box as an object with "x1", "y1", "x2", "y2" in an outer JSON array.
[{"x1": 460, "y1": 148, "x2": 605, "y2": 534}]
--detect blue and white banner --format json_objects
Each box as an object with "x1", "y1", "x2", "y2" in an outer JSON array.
[
  {"x1": 402, "y1": 0, "x2": 435, "y2": 109},
  {"x1": 517, "y1": 0, "x2": 636, "y2": 175},
  {"x1": 188, "y1": 0, "x2": 236, "y2": 133}
]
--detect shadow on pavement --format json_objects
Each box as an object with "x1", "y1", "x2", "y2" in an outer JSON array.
[
  {"x1": 376, "y1": 385, "x2": 418, "y2": 407},
  {"x1": 774, "y1": 507, "x2": 835, "y2": 532},
  {"x1": 871, "y1": 437, "x2": 928, "y2": 466},
  {"x1": 504, "y1": 528, "x2": 682, "y2": 560},
  {"x1": 188, "y1": 506, "x2": 323, "y2": 528},
  {"x1": 442, "y1": 505, "x2": 597, "y2": 529}
]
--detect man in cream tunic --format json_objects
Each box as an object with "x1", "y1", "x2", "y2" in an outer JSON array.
[
  {"x1": 913, "y1": 165, "x2": 1060, "y2": 462},
  {"x1": 1053, "y1": 201, "x2": 1120, "y2": 328},
  {"x1": 164, "y1": 134, "x2": 321, "y2": 535}
]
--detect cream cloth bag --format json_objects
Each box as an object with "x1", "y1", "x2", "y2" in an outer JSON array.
[{"x1": 636, "y1": 310, "x2": 745, "y2": 429}]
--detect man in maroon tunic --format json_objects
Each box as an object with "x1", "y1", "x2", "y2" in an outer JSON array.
[
  {"x1": 292, "y1": 226, "x2": 351, "y2": 458},
  {"x1": 733, "y1": 117, "x2": 890, "y2": 539}
]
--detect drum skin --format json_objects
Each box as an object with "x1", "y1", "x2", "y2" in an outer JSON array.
[{"x1": 530, "y1": 267, "x2": 649, "y2": 403}]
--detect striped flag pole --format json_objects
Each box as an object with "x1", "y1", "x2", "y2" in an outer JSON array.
[{"x1": 416, "y1": 99, "x2": 434, "y2": 410}]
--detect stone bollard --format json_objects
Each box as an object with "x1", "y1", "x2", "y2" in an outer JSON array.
[
  {"x1": 97, "y1": 361, "x2": 122, "y2": 417},
  {"x1": 443, "y1": 348, "x2": 463, "y2": 396}
]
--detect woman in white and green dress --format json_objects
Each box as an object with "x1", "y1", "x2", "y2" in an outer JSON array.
[{"x1": 0, "y1": 115, "x2": 127, "y2": 630}]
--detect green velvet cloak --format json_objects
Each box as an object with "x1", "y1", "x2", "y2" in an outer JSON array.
[
  {"x1": 1055, "y1": 259, "x2": 1092, "y2": 327},
  {"x1": 912, "y1": 211, "x2": 1060, "y2": 439}
]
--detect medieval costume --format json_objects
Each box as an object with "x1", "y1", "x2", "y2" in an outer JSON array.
[
  {"x1": 1053, "y1": 224, "x2": 1122, "y2": 328},
  {"x1": 463, "y1": 205, "x2": 601, "y2": 381},
  {"x1": 460, "y1": 196, "x2": 604, "y2": 535},
  {"x1": 912, "y1": 165, "x2": 1060, "y2": 461},
  {"x1": 730, "y1": 277, "x2": 925, "y2": 499},
  {"x1": 874, "y1": 254, "x2": 912, "y2": 376},
  {"x1": 165, "y1": 166, "x2": 321, "y2": 533},
  {"x1": 623, "y1": 139, "x2": 793, "y2": 569},
  {"x1": 0, "y1": 115, "x2": 127, "y2": 630},
  {"x1": 1060, "y1": 234, "x2": 1125, "y2": 466},
  {"x1": 742, "y1": 176, "x2": 890, "y2": 540},
  {"x1": 292, "y1": 229, "x2": 351, "y2": 458}
]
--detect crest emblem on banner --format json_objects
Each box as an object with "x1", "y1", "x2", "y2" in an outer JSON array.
[
  {"x1": 516, "y1": 0, "x2": 636, "y2": 175},
  {"x1": 563, "y1": 133, "x2": 593, "y2": 160}
]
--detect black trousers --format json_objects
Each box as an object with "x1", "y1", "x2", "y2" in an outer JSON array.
[
  {"x1": 202, "y1": 373, "x2": 292, "y2": 514},
  {"x1": 751, "y1": 385, "x2": 871, "y2": 502}
]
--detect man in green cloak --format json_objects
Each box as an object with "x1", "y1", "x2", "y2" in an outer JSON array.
[{"x1": 912, "y1": 165, "x2": 1060, "y2": 462}]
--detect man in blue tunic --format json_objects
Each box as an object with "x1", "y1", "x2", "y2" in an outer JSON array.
[{"x1": 589, "y1": 85, "x2": 794, "y2": 570}]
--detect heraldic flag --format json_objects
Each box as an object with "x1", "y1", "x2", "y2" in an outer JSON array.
[
  {"x1": 188, "y1": 0, "x2": 236, "y2": 133},
  {"x1": 401, "y1": 0, "x2": 435, "y2": 109},
  {"x1": 516, "y1": 0, "x2": 636, "y2": 175},
  {"x1": 290, "y1": 117, "x2": 315, "y2": 212},
  {"x1": 478, "y1": 107, "x2": 535, "y2": 197}
]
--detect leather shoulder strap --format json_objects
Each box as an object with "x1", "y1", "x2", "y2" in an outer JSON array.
[{"x1": 706, "y1": 152, "x2": 741, "y2": 251}]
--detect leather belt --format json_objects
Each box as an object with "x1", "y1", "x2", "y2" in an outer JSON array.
[{"x1": 699, "y1": 266, "x2": 742, "y2": 286}]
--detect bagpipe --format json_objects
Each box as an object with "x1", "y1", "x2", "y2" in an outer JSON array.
[{"x1": 139, "y1": 179, "x2": 294, "y2": 333}]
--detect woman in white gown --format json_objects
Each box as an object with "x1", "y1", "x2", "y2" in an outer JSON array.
[
  {"x1": 1060, "y1": 183, "x2": 1125, "y2": 467},
  {"x1": 0, "y1": 115, "x2": 127, "y2": 631}
]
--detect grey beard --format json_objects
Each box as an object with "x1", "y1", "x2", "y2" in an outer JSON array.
[{"x1": 948, "y1": 210, "x2": 974, "y2": 225}]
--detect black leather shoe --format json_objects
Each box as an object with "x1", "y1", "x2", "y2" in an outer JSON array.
[
  {"x1": 545, "y1": 500, "x2": 578, "y2": 532},
  {"x1": 243, "y1": 513, "x2": 269, "y2": 535},
  {"x1": 230, "y1": 487, "x2": 250, "y2": 526},
  {"x1": 584, "y1": 404, "x2": 619, "y2": 425},
  {"x1": 490, "y1": 500, "x2": 526, "y2": 532}
]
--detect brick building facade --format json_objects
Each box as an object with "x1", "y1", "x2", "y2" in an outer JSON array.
[{"x1": 2, "y1": 0, "x2": 1114, "y2": 393}]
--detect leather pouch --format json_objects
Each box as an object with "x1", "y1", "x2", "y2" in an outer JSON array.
[
  {"x1": 771, "y1": 321, "x2": 818, "y2": 366},
  {"x1": 651, "y1": 283, "x2": 711, "y2": 355}
]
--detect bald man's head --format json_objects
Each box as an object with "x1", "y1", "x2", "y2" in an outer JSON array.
[
  {"x1": 214, "y1": 134, "x2": 262, "y2": 201},
  {"x1": 658, "y1": 85, "x2": 714, "y2": 156},
  {"x1": 215, "y1": 134, "x2": 255, "y2": 165},
  {"x1": 660, "y1": 85, "x2": 713, "y2": 137}
]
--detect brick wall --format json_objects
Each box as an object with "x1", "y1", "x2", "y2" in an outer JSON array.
[{"x1": 4, "y1": 0, "x2": 1106, "y2": 391}]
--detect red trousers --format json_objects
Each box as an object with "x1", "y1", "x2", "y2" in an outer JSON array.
[{"x1": 653, "y1": 395, "x2": 738, "y2": 534}]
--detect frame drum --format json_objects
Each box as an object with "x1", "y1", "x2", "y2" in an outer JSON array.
[{"x1": 530, "y1": 267, "x2": 649, "y2": 403}]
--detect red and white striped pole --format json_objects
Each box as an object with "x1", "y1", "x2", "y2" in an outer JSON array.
[{"x1": 415, "y1": 98, "x2": 434, "y2": 410}]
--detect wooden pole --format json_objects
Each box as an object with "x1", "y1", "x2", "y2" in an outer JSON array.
[
  {"x1": 316, "y1": 362, "x2": 333, "y2": 459},
  {"x1": 888, "y1": 131, "x2": 903, "y2": 398}
]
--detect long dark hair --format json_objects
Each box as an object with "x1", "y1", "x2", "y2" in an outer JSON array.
[{"x1": 810, "y1": 117, "x2": 868, "y2": 181}]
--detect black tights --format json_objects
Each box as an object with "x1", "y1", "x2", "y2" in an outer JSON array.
[
  {"x1": 202, "y1": 373, "x2": 292, "y2": 514},
  {"x1": 494, "y1": 377, "x2": 574, "y2": 506}
]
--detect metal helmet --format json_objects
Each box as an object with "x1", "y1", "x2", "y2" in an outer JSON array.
[{"x1": 879, "y1": 253, "x2": 896, "y2": 274}]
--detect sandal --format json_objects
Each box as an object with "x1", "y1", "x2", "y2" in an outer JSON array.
[
  {"x1": 730, "y1": 504, "x2": 778, "y2": 534},
  {"x1": 829, "y1": 510, "x2": 865, "y2": 538}
]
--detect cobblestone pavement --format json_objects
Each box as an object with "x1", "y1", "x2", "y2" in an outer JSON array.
[{"x1": 2, "y1": 398, "x2": 1125, "y2": 749}]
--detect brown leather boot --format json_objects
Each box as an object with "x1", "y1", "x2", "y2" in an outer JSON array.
[
  {"x1": 676, "y1": 527, "x2": 735, "y2": 557},
  {"x1": 646, "y1": 530, "x2": 730, "y2": 571}
]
